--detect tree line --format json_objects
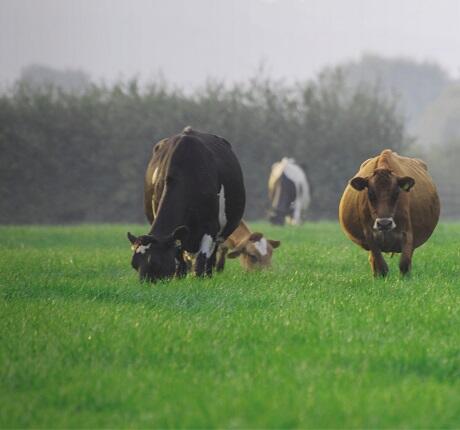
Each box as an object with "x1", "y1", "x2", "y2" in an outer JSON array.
[{"x1": 0, "y1": 68, "x2": 409, "y2": 224}]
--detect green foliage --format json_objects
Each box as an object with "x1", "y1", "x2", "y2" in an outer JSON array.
[
  {"x1": 0, "y1": 70, "x2": 408, "y2": 223},
  {"x1": 1, "y1": 222, "x2": 459, "y2": 428}
]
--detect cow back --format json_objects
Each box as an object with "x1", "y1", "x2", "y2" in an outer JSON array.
[{"x1": 144, "y1": 129, "x2": 245, "y2": 253}]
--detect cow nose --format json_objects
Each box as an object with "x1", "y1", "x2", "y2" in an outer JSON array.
[{"x1": 375, "y1": 218, "x2": 394, "y2": 231}]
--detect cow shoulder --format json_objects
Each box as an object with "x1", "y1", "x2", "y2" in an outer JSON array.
[{"x1": 359, "y1": 157, "x2": 373, "y2": 169}]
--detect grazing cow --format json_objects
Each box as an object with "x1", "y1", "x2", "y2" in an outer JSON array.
[
  {"x1": 128, "y1": 126, "x2": 245, "y2": 282},
  {"x1": 215, "y1": 220, "x2": 281, "y2": 271},
  {"x1": 339, "y1": 149, "x2": 440, "y2": 277},
  {"x1": 268, "y1": 157, "x2": 310, "y2": 225}
]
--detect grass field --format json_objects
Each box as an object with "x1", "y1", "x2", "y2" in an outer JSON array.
[{"x1": 1, "y1": 222, "x2": 459, "y2": 428}]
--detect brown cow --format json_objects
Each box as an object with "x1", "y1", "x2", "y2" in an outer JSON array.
[
  {"x1": 215, "y1": 220, "x2": 281, "y2": 271},
  {"x1": 339, "y1": 149, "x2": 440, "y2": 277}
]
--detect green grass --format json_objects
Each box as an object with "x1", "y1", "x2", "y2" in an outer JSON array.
[{"x1": 1, "y1": 222, "x2": 459, "y2": 428}]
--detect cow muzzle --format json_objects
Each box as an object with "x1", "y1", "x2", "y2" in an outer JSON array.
[{"x1": 373, "y1": 217, "x2": 396, "y2": 232}]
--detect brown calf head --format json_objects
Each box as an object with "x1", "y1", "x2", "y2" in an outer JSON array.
[
  {"x1": 350, "y1": 168, "x2": 415, "y2": 232},
  {"x1": 227, "y1": 232, "x2": 281, "y2": 270}
]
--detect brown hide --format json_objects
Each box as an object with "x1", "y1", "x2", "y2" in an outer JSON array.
[
  {"x1": 339, "y1": 149, "x2": 440, "y2": 275},
  {"x1": 224, "y1": 220, "x2": 252, "y2": 248},
  {"x1": 144, "y1": 138, "x2": 169, "y2": 225},
  {"x1": 217, "y1": 220, "x2": 281, "y2": 271}
]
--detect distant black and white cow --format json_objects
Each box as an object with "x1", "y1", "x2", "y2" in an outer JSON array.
[
  {"x1": 268, "y1": 157, "x2": 310, "y2": 225},
  {"x1": 127, "y1": 127, "x2": 246, "y2": 282}
]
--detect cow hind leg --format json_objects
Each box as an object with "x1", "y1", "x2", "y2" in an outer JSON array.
[{"x1": 369, "y1": 250, "x2": 389, "y2": 277}]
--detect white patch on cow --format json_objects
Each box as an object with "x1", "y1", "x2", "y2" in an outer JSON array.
[
  {"x1": 282, "y1": 160, "x2": 311, "y2": 211},
  {"x1": 183, "y1": 125, "x2": 193, "y2": 133},
  {"x1": 151, "y1": 167, "x2": 159, "y2": 185},
  {"x1": 254, "y1": 238, "x2": 268, "y2": 256},
  {"x1": 135, "y1": 243, "x2": 151, "y2": 254},
  {"x1": 218, "y1": 185, "x2": 227, "y2": 233},
  {"x1": 291, "y1": 200, "x2": 303, "y2": 225},
  {"x1": 151, "y1": 167, "x2": 160, "y2": 217},
  {"x1": 199, "y1": 234, "x2": 215, "y2": 258}
]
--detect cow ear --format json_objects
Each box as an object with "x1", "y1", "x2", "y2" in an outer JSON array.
[
  {"x1": 127, "y1": 232, "x2": 137, "y2": 244},
  {"x1": 249, "y1": 232, "x2": 263, "y2": 242},
  {"x1": 350, "y1": 177, "x2": 368, "y2": 191},
  {"x1": 268, "y1": 239, "x2": 281, "y2": 249},
  {"x1": 227, "y1": 248, "x2": 244, "y2": 258},
  {"x1": 398, "y1": 176, "x2": 415, "y2": 192},
  {"x1": 172, "y1": 225, "x2": 189, "y2": 243}
]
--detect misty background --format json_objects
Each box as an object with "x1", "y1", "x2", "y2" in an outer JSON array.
[{"x1": 1, "y1": 0, "x2": 460, "y2": 223}]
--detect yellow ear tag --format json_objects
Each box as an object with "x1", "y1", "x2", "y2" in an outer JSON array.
[
  {"x1": 131, "y1": 245, "x2": 137, "y2": 251},
  {"x1": 175, "y1": 240, "x2": 181, "y2": 247}
]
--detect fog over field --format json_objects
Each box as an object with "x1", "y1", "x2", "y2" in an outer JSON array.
[
  {"x1": 1, "y1": 0, "x2": 460, "y2": 222},
  {"x1": 1, "y1": 0, "x2": 459, "y2": 87}
]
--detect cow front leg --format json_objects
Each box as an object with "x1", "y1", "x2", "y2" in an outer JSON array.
[
  {"x1": 195, "y1": 253, "x2": 206, "y2": 277},
  {"x1": 399, "y1": 231, "x2": 414, "y2": 276},
  {"x1": 195, "y1": 234, "x2": 216, "y2": 277},
  {"x1": 206, "y1": 247, "x2": 218, "y2": 277},
  {"x1": 368, "y1": 249, "x2": 389, "y2": 277},
  {"x1": 215, "y1": 244, "x2": 228, "y2": 272},
  {"x1": 175, "y1": 248, "x2": 188, "y2": 278},
  {"x1": 292, "y1": 201, "x2": 302, "y2": 225}
]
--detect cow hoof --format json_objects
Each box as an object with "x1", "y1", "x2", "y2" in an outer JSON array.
[
  {"x1": 373, "y1": 267, "x2": 389, "y2": 278},
  {"x1": 399, "y1": 259, "x2": 412, "y2": 276},
  {"x1": 399, "y1": 266, "x2": 412, "y2": 277}
]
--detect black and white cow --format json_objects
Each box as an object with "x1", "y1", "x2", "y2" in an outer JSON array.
[
  {"x1": 128, "y1": 126, "x2": 246, "y2": 282},
  {"x1": 268, "y1": 157, "x2": 310, "y2": 225}
]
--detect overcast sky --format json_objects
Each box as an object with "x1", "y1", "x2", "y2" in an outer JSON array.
[{"x1": 1, "y1": 0, "x2": 459, "y2": 88}]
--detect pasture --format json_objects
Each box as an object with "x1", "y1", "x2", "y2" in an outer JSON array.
[{"x1": 1, "y1": 222, "x2": 459, "y2": 428}]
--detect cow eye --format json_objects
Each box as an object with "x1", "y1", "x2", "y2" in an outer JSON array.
[{"x1": 249, "y1": 254, "x2": 258, "y2": 263}]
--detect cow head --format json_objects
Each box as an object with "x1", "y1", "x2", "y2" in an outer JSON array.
[
  {"x1": 127, "y1": 226, "x2": 189, "y2": 282},
  {"x1": 227, "y1": 232, "x2": 281, "y2": 270},
  {"x1": 350, "y1": 169, "x2": 415, "y2": 231}
]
